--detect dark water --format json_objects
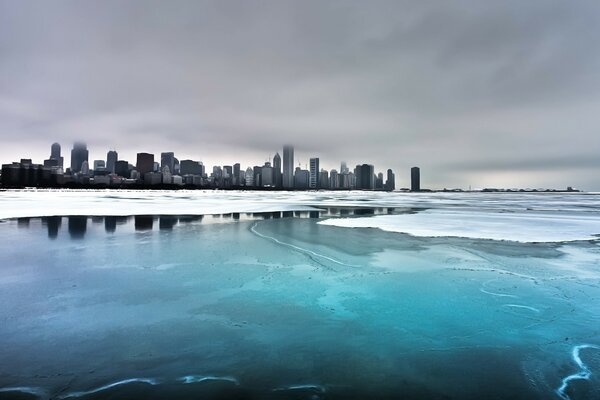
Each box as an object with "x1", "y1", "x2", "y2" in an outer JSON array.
[{"x1": 0, "y1": 211, "x2": 599, "y2": 400}]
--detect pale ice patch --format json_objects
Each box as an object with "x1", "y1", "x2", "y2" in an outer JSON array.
[{"x1": 318, "y1": 210, "x2": 600, "y2": 243}]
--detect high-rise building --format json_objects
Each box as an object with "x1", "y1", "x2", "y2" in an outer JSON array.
[
  {"x1": 411, "y1": 167, "x2": 420, "y2": 191},
  {"x1": 80, "y1": 160, "x2": 90, "y2": 176},
  {"x1": 329, "y1": 169, "x2": 339, "y2": 189},
  {"x1": 160, "y1": 152, "x2": 175, "y2": 176},
  {"x1": 261, "y1": 162, "x2": 273, "y2": 187},
  {"x1": 106, "y1": 151, "x2": 118, "y2": 173},
  {"x1": 136, "y1": 153, "x2": 154, "y2": 175},
  {"x1": 115, "y1": 160, "x2": 130, "y2": 178},
  {"x1": 355, "y1": 164, "x2": 375, "y2": 190},
  {"x1": 319, "y1": 169, "x2": 329, "y2": 189},
  {"x1": 309, "y1": 158, "x2": 319, "y2": 189},
  {"x1": 273, "y1": 153, "x2": 282, "y2": 188},
  {"x1": 233, "y1": 163, "x2": 241, "y2": 186},
  {"x1": 340, "y1": 161, "x2": 349, "y2": 174},
  {"x1": 70, "y1": 142, "x2": 89, "y2": 173},
  {"x1": 245, "y1": 167, "x2": 254, "y2": 186},
  {"x1": 45, "y1": 142, "x2": 64, "y2": 168},
  {"x1": 180, "y1": 160, "x2": 203, "y2": 175},
  {"x1": 294, "y1": 167, "x2": 309, "y2": 189},
  {"x1": 385, "y1": 169, "x2": 395, "y2": 191},
  {"x1": 93, "y1": 160, "x2": 106, "y2": 173},
  {"x1": 283, "y1": 145, "x2": 294, "y2": 189}
]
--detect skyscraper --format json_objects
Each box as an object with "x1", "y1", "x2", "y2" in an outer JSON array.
[
  {"x1": 385, "y1": 169, "x2": 396, "y2": 191},
  {"x1": 355, "y1": 164, "x2": 375, "y2": 190},
  {"x1": 283, "y1": 145, "x2": 294, "y2": 189},
  {"x1": 233, "y1": 163, "x2": 241, "y2": 186},
  {"x1": 411, "y1": 167, "x2": 420, "y2": 191},
  {"x1": 70, "y1": 142, "x2": 89, "y2": 173},
  {"x1": 136, "y1": 153, "x2": 154, "y2": 175},
  {"x1": 309, "y1": 157, "x2": 319, "y2": 189},
  {"x1": 106, "y1": 151, "x2": 118, "y2": 173},
  {"x1": 273, "y1": 153, "x2": 282, "y2": 188},
  {"x1": 50, "y1": 142, "x2": 63, "y2": 167},
  {"x1": 161, "y1": 152, "x2": 175, "y2": 176}
]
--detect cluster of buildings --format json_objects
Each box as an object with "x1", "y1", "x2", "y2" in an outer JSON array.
[{"x1": 1, "y1": 142, "x2": 417, "y2": 191}]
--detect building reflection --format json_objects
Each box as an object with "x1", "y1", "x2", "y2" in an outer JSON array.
[
  {"x1": 42, "y1": 216, "x2": 62, "y2": 239},
  {"x1": 68, "y1": 216, "x2": 87, "y2": 239},
  {"x1": 134, "y1": 215, "x2": 154, "y2": 231},
  {"x1": 159, "y1": 216, "x2": 178, "y2": 231}
]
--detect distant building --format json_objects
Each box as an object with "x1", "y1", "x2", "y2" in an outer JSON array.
[
  {"x1": 329, "y1": 169, "x2": 339, "y2": 189},
  {"x1": 180, "y1": 160, "x2": 203, "y2": 175},
  {"x1": 161, "y1": 152, "x2": 175, "y2": 176},
  {"x1": 44, "y1": 142, "x2": 64, "y2": 168},
  {"x1": 411, "y1": 167, "x2": 420, "y2": 191},
  {"x1": 261, "y1": 162, "x2": 274, "y2": 187},
  {"x1": 114, "y1": 160, "x2": 130, "y2": 178},
  {"x1": 309, "y1": 158, "x2": 320, "y2": 189},
  {"x1": 385, "y1": 169, "x2": 395, "y2": 191},
  {"x1": 294, "y1": 167, "x2": 309, "y2": 189},
  {"x1": 283, "y1": 145, "x2": 294, "y2": 189},
  {"x1": 106, "y1": 151, "x2": 118, "y2": 173},
  {"x1": 245, "y1": 167, "x2": 254, "y2": 186},
  {"x1": 273, "y1": 153, "x2": 282, "y2": 188},
  {"x1": 355, "y1": 164, "x2": 375, "y2": 190},
  {"x1": 136, "y1": 153, "x2": 154, "y2": 175},
  {"x1": 70, "y1": 142, "x2": 89, "y2": 173},
  {"x1": 80, "y1": 161, "x2": 90, "y2": 176},
  {"x1": 233, "y1": 163, "x2": 241, "y2": 186},
  {"x1": 319, "y1": 169, "x2": 329, "y2": 189},
  {"x1": 93, "y1": 160, "x2": 106, "y2": 171}
]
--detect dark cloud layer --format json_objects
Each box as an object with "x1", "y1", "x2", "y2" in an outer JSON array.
[{"x1": 1, "y1": 0, "x2": 599, "y2": 189}]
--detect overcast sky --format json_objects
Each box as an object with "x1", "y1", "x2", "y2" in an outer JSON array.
[{"x1": 1, "y1": 0, "x2": 599, "y2": 189}]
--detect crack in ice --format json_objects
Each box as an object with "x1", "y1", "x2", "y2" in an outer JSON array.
[
  {"x1": 556, "y1": 344, "x2": 600, "y2": 400},
  {"x1": 250, "y1": 222, "x2": 358, "y2": 269},
  {"x1": 57, "y1": 378, "x2": 159, "y2": 399}
]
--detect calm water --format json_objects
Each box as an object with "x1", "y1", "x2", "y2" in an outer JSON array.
[{"x1": 0, "y1": 206, "x2": 599, "y2": 399}]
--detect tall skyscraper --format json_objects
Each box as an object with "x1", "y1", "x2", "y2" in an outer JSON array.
[
  {"x1": 245, "y1": 167, "x2": 254, "y2": 186},
  {"x1": 160, "y1": 152, "x2": 175, "y2": 176},
  {"x1": 309, "y1": 157, "x2": 319, "y2": 189},
  {"x1": 273, "y1": 153, "x2": 282, "y2": 188},
  {"x1": 136, "y1": 153, "x2": 154, "y2": 175},
  {"x1": 283, "y1": 145, "x2": 294, "y2": 189},
  {"x1": 115, "y1": 160, "x2": 130, "y2": 178},
  {"x1": 233, "y1": 163, "x2": 241, "y2": 186},
  {"x1": 70, "y1": 142, "x2": 89, "y2": 173},
  {"x1": 411, "y1": 167, "x2": 420, "y2": 191},
  {"x1": 385, "y1": 169, "x2": 396, "y2": 191},
  {"x1": 180, "y1": 160, "x2": 203, "y2": 175},
  {"x1": 50, "y1": 142, "x2": 63, "y2": 167},
  {"x1": 355, "y1": 164, "x2": 375, "y2": 190},
  {"x1": 106, "y1": 151, "x2": 118, "y2": 173}
]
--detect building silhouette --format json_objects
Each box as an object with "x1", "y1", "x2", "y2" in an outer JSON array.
[
  {"x1": 355, "y1": 164, "x2": 375, "y2": 190},
  {"x1": 411, "y1": 167, "x2": 420, "y2": 191},
  {"x1": 70, "y1": 142, "x2": 88, "y2": 173},
  {"x1": 107, "y1": 151, "x2": 118, "y2": 173},
  {"x1": 44, "y1": 142, "x2": 64, "y2": 168},
  {"x1": 309, "y1": 157, "x2": 319, "y2": 189},
  {"x1": 136, "y1": 153, "x2": 154, "y2": 175},
  {"x1": 385, "y1": 169, "x2": 395, "y2": 191},
  {"x1": 160, "y1": 152, "x2": 175, "y2": 176},
  {"x1": 273, "y1": 153, "x2": 282, "y2": 188},
  {"x1": 283, "y1": 145, "x2": 294, "y2": 189}
]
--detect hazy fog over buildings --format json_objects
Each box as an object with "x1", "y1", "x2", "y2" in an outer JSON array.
[{"x1": 1, "y1": 1, "x2": 599, "y2": 189}]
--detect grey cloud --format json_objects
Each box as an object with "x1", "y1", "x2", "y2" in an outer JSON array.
[{"x1": 1, "y1": 0, "x2": 599, "y2": 189}]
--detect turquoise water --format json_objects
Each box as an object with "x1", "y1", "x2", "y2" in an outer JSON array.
[{"x1": 0, "y1": 208, "x2": 599, "y2": 399}]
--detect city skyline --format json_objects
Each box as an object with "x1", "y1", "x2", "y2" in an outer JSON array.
[
  {"x1": 2, "y1": 142, "x2": 401, "y2": 190},
  {"x1": 1, "y1": 1, "x2": 599, "y2": 190}
]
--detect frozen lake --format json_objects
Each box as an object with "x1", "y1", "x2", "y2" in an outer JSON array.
[{"x1": 0, "y1": 191, "x2": 599, "y2": 399}]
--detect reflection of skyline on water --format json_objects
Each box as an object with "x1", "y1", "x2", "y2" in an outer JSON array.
[{"x1": 13, "y1": 207, "x2": 401, "y2": 239}]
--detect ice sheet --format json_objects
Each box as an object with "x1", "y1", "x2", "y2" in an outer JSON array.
[{"x1": 318, "y1": 209, "x2": 600, "y2": 243}]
